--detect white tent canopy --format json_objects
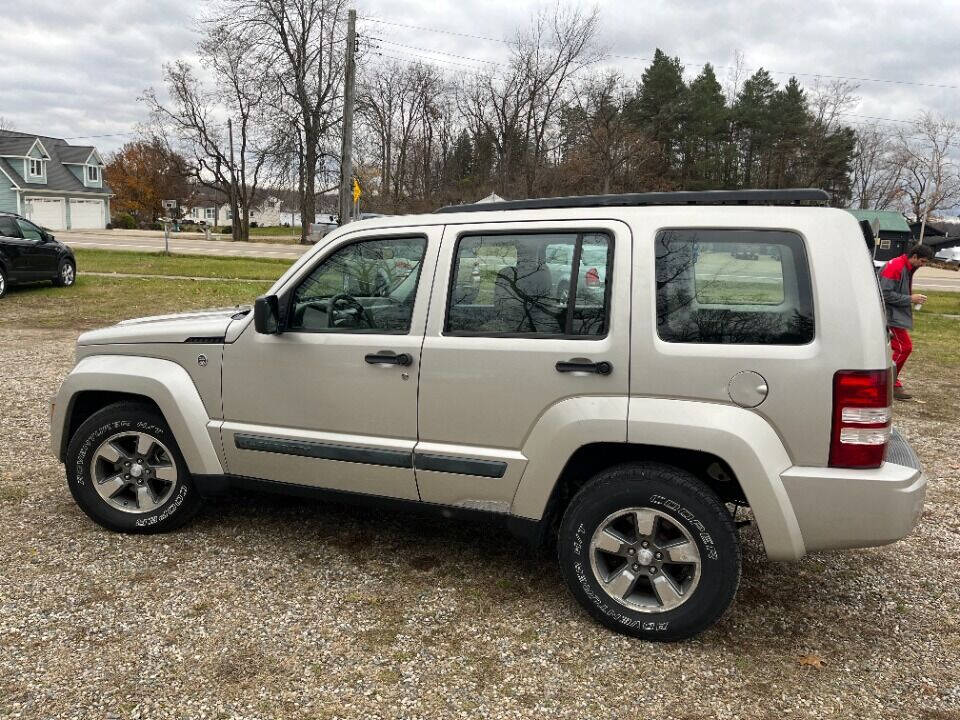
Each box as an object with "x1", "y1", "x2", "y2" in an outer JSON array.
[{"x1": 476, "y1": 193, "x2": 506, "y2": 203}]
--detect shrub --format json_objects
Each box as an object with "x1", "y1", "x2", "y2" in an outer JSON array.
[
  {"x1": 250, "y1": 221, "x2": 259, "y2": 228},
  {"x1": 112, "y1": 212, "x2": 136, "y2": 230},
  {"x1": 149, "y1": 222, "x2": 163, "y2": 231}
]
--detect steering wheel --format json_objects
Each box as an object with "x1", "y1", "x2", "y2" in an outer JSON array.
[{"x1": 327, "y1": 293, "x2": 375, "y2": 329}]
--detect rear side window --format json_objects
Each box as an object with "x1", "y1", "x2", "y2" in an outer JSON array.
[
  {"x1": 446, "y1": 232, "x2": 611, "y2": 337},
  {"x1": 655, "y1": 229, "x2": 814, "y2": 345},
  {"x1": 0, "y1": 217, "x2": 20, "y2": 237}
]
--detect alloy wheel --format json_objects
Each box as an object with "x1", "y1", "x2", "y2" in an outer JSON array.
[
  {"x1": 62, "y1": 263, "x2": 75, "y2": 286},
  {"x1": 589, "y1": 507, "x2": 702, "y2": 613},
  {"x1": 89, "y1": 431, "x2": 178, "y2": 513}
]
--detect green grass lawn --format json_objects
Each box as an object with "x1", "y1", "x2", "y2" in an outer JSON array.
[
  {"x1": 75, "y1": 248, "x2": 294, "y2": 281},
  {"x1": 0, "y1": 276, "x2": 270, "y2": 331}
]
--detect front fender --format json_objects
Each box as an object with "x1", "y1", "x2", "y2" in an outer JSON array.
[{"x1": 51, "y1": 355, "x2": 224, "y2": 476}]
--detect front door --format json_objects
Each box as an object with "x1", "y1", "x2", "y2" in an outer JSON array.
[
  {"x1": 220, "y1": 228, "x2": 440, "y2": 500},
  {"x1": 416, "y1": 220, "x2": 632, "y2": 511}
]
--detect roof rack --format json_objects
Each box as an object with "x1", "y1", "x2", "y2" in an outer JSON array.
[{"x1": 435, "y1": 188, "x2": 831, "y2": 214}]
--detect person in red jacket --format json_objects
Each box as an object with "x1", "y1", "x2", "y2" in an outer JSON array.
[{"x1": 879, "y1": 243, "x2": 934, "y2": 400}]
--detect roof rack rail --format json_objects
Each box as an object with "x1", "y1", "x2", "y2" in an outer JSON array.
[{"x1": 435, "y1": 188, "x2": 831, "y2": 214}]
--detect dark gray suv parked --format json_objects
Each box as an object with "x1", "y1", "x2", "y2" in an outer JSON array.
[{"x1": 0, "y1": 211, "x2": 76, "y2": 298}]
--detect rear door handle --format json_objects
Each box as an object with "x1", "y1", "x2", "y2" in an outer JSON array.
[
  {"x1": 365, "y1": 350, "x2": 413, "y2": 366},
  {"x1": 555, "y1": 359, "x2": 612, "y2": 375}
]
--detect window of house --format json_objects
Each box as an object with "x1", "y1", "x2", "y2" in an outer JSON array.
[
  {"x1": 288, "y1": 236, "x2": 427, "y2": 333},
  {"x1": 446, "y1": 232, "x2": 611, "y2": 337},
  {"x1": 29, "y1": 159, "x2": 44, "y2": 177},
  {"x1": 204, "y1": 208, "x2": 216, "y2": 220},
  {"x1": 879, "y1": 238, "x2": 891, "y2": 249},
  {"x1": 655, "y1": 228, "x2": 814, "y2": 345},
  {"x1": 86, "y1": 166, "x2": 100, "y2": 183}
]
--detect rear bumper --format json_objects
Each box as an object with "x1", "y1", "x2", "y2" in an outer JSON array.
[{"x1": 780, "y1": 428, "x2": 926, "y2": 553}]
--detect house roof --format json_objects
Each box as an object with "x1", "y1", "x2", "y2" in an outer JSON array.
[
  {"x1": 0, "y1": 130, "x2": 112, "y2": 196},
  {"x1": 57, "y1": 145, "x2": 97, "y2": 164},
  {"x1": 848, "y1": 209, "x2": 912, "y2": 234}
]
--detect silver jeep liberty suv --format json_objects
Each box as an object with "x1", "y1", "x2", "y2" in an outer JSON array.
[{"x1": 51, "y1": 189, "x2": 926, "y2": 640}]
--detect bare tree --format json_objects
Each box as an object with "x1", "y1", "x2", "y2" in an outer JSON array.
[
  {"x1": 359, "y1": 61, "x2": 445, "y2": 208},
  {"x1": 894, "y1": 113, "x2": 960, "y2": 235},
  {"x1": 215, "y1": 0, "x2": 348, "y2": 241},
  {"x1": 850, "y1": 123, "x2": 903, "y2": 210},
  {"x1": 143, "y1": 26, "x2": 270, "y2": 242},
  {"x1": 457, "y1": 4, "x2": 600, "y2": 198},
  {"x1": 567, "y1": 72, "x2": 652, "y2": 193}
]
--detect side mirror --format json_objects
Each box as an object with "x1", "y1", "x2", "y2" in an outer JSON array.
[
  {"x1": 43, "y1": 231, "x2": 54, "y2": 243},
  {"x1": 254, "y1": 295, "x2": 282, "y2": 334}
]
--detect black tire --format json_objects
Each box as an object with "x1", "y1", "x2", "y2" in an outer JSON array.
[
  {"x1": 65, "y1": 402, "x2": 203, "y2": 533},
  {"x1": 0, "y1": 265, "x2": 7, "y2": 298},
  {"x1": 558, "y1": 462, "x2": 741, "y2": 641},
  {"x1": 53, "y1": 258, "x2": 76, "y2": 287}
]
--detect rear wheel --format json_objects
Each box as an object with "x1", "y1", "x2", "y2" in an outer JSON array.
[
  {"x1": 54, "y1": 258, "x2": 76, "y2": 287},
  {"x1": 0, "y1": 266, "x2": 6, "y2": 298},
  {"x1": 65, "y1": 403, "x2": 203, "y2": 533},
  {"x1": 558, "y1": 462, "x2": 741, "y2": 641}
]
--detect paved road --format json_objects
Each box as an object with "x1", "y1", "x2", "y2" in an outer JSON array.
[
  {"x1": 60, "y1": 230, "x2": 309, "y2": 260},
  {"x1": 913, "y1": 267, "x2": 960, "y2": 292}
]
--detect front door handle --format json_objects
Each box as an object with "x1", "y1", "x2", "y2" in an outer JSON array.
[
  {"x1": 365, "y1": 350, "x2": 413, "y2": 366},
  {"x1": 555, "y1": 359, "x2": 612, "y2": 375}
]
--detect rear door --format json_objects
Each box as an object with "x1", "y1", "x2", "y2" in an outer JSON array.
[
  {"x1": 16, "y1": 219, "x2": 60, "y2": 276},
  {"x1": 0, "y1": 216, "x2": 35, "y2": 280},
  {"x1": 416, "y1": 219, "x2": 632, "y2": 511}
]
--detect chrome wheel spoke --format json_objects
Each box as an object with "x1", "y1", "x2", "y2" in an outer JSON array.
[
  {"x1": 97, "y1": 474, "x2": 127, "y2": 498},
  {"x1": 603, "y1": 567, "x2": 638, "y2": 600},
  {"x1": 135, "y1": 433, "x2": 155, "y2": 457},
  {"x1": 651, "y1": 572, "x2": 683, "y2": 609},
  {"x1": 135, "y1": 485, "x2": 160, "y2": 511},
  {"x1": 594, "y1": 528, "x2": 629, "y2": 556},
  {"x1": 632, "y1": 509, "x2": 656, "y2": 538},
  {"x1": 153, "y1": 464, "x2": 176, "y2": 483},
  {"x1": 661, "y1": 539, "x2": 699, "y2": 565},
  {"x1": 97, "y1": 441, "x2": 128, "y2": 465}
]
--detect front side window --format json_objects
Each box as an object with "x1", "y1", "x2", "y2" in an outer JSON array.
[
  {"x1": 17, "y1": 219, "x2": 44, "y2": 242},
  {"x1": 655, "y1": 228, "x2": 814, "y2": 345},
  {"x1": 446, "y1": 231, "x2": 611, "y2": 337},
  {"x1": 288, "y1": 236, "x2": 426, "y2": 333},
  {"x1": 29, "y1": 159, "x2": 44, "y2": 177}
]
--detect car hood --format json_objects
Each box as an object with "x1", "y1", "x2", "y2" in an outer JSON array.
[{"x1": 77, "y1": 307, "x2": 249, "y2": 346}]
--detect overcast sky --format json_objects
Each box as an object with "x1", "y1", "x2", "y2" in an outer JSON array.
[{"x1": 1, "y1": 0, "x2": 958, "y2": 154}]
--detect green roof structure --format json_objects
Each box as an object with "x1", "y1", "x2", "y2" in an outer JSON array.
[{"x1": 847, "y1": 209, "x2": 911, "y2": 234}]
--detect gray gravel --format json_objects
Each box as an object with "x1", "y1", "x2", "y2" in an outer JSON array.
[{"x1": 1, "y1": 327, "x2": 959, "y2": 719}]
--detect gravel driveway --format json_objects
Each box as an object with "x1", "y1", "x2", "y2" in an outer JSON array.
[{"x1": 1, "y1": 327, "x2": 958, "y2": 719}]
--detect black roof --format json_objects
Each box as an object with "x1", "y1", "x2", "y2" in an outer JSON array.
[{"x1": 436, "y1": 189, "x2": 831, "y2": 214}]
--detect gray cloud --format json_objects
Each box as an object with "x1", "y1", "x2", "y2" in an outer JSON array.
[{"x1": 1, "y1": 0, "x2": 957, "y2": 153}]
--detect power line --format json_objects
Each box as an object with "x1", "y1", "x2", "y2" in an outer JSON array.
[
  {"x1": 62, "y1": 131, "x2": 138, "y2": 140},
  {"x1": 371, "y1": 37, "x2": 499, "y2": 66},
  {"x1": 359, "y1": 15, "x2": 960, "y2": 92},
  {"x1": 373, "y1": 50, "x2": 486, "y2": 72},
  {"x1": 358, "y1": 16, "x2": 510, "y2": 45}
]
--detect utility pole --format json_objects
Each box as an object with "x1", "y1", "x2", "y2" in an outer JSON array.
[
  {"x1": 338, "y1": 8, "x2": 357, "y2": 226},
  {"x1": 228, "y1": 117, "x2": 237, "y2": 241}
]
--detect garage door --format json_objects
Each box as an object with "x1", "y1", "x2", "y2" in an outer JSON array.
[
  {"x1": 69, "y1": 199, "x2": 105, "y2": 229},
  {"x1": 25, "y1": 197, "x2": 65, "y2": 230}
]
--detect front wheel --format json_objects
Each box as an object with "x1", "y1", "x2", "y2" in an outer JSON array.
[
  {"x1": 558, "y1": 462, "x2": 741, "y2": 641},
  {"x1": 65, "y1": 403, "x2": 203, "y2": 533},
  {"x1": 54, "y1": 258, "x2": 76, "y2": 287},
  {"x1": 0, "y1": 265, "x2": 7, "y2": 298}
]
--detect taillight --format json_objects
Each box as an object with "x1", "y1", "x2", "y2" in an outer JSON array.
[
  {"x1": 585, "y1": 267, "x2": 600, "y2": 286},
  {"x1": 829, "y1": 369, "x2": 892, "y2": 469}
]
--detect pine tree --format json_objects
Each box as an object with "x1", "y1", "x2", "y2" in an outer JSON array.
[
  {"x1": 733, "y1": 68, "x2": 777, "y2": 186},
  {"x1": 633, "y1": 49, "x2": 686, "y2": 179},
  {"x1": 682, "y1": 63, "x2": 728, "y2": 187}
]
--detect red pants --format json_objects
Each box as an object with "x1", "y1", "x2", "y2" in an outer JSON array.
[{"x1": 889, "y1": 327, "x2": 913, "y2": 387}]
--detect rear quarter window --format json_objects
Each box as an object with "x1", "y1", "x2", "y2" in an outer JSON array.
[{"x1": 655, "y1": 228, "x2": 814, "y2": 345}]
